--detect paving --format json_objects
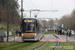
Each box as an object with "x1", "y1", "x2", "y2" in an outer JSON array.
[
  {"x1": 4, "y1": 31, "x2": 12, "y2": 36},
  {"x1": 40, "y1": 34, "x2": 63, "y2": 42},
  {"x1": 4, "y1": 36, "x2": 22, "y2": 42},
  {"x1": 4, "y1": 34, "x2": 65, "y2": 42},
  {"x1": 54, "y1": 33, "x2": 75, "y2": 42}
]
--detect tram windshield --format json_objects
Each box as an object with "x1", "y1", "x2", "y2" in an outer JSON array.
[{"x1": 22, "y1": 23, "x2": 35, "y2": 33}]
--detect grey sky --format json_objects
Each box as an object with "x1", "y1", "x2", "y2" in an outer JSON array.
[{"x1": 18, "y1": 0, "x2": 75, "y2": 20}]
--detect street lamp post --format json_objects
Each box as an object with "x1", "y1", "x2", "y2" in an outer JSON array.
[
  {"x1": 30, "y1": 10, "x2": 31, "y2": 17},
  {"x1": 21, "y1": 0, "x2": 24, "y2": 20},
  {"x1": 6, "y1": 0, "x2": 24, "y2": 42},
  {"x1": 7, "y1": 0, "x2": 9, "y2": 42}
]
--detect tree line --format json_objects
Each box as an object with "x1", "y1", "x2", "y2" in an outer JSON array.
[
  {"x1": 0, "y1": 0, "x2": 21, "y2": 25},
  {"x1": 41, "y1": 19, "x2": 54, "y2": 29},
  {"x1": 60, "y1": 9, "x2": 75, "y2": 29}
]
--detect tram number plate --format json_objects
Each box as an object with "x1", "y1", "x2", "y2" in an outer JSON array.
[{"x1": 27, "y1": 20, "x2": 32, "y2": 22}]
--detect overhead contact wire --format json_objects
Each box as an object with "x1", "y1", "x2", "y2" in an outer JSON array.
[{"x1": 30, "y1": 0, "x2": 37, "y2": 8}]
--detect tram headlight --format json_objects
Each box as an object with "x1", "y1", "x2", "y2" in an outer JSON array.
[
  {"x1": 35, "y1": 34, "x2": 36, "y2": 36},
  {"x1": 22, "y1": 34, "x2": 23, "y2": 36}
]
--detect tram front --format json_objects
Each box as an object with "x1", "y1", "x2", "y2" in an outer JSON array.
[{"x1": 21, "y1": 18, "x2": 37, "y2": 41}]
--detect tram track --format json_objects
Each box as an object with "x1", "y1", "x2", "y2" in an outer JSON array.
[
  {"x1": 53, "y1": 34, "x2": 60, "y2": 50},
  {"x1": 33, "y1": 34, "x2": 60, "y2": 50},
  {"x1": 33, "y1": 39, "x2": 49, "y2": 50}
]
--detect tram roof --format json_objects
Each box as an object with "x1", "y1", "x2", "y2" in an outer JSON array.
[{"x1": 23, "y1": 17, "x2": 44, "y2": 27}]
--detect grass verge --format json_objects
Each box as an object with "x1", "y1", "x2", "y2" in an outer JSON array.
[
  {"x1": 0, "y1": 42, "x2": 31, "y2": 50},
  {"x1": 0, "y1": 23, "x2": 20, "y2": 31},
  {"x1": 44, "y1": 31, "x2": 48, "y2": 34},
  {"x1": 0, "y1": 42, "x2": 18, "y2": 48},
  {"x1": 0, "y1": 42, "x2": 75, "y2": 50},
  {"x1": 57, "y1": 42, "x2": 75, "y2": 50},
  {"x1": 50, "y1": 33, "x2": 54, "y2": 35},
  {"x1": 0, "y1": 42, "x2": 45, "y2": 50},
  {"x1": 18, "y1": 42, "x2": 45, "y2": 50},
  {"x1": 37, "y1": 42, "x2": 57, "y2": 50}
]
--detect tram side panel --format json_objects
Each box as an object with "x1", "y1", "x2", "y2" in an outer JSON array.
[{"x1": 36, "y1": 22, "x2": 44, "y2": 40}]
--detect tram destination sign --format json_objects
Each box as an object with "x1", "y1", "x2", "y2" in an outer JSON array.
[{"x1": 24, "y1": 20, "x2": 35, "y2": 22}]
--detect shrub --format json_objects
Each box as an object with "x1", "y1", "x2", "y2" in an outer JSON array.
[
  {"x1": 0, "y1": 26, "x2": 4, "y2": 30},
  {"x1": 44, "y1": 31, "x2": 48, "y2": 34}
]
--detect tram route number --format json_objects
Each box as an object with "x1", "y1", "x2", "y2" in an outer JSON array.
[
  {"x1": 24, "y1": 20, "x2": 35, "y2": 22},
  {"x1": 27, "y1": 20, "x2": 32, "y2": 22}
]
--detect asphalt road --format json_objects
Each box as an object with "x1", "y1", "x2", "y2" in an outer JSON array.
[
  {"x1": 4, "y1": 34, "x2": 70, "y2": 42},
  {"x1": 55, "y1": 34, "x2": 75, "y2": 42},
  {"x1": 40, "y1": 34, "x2": 63, "y2": 42}
]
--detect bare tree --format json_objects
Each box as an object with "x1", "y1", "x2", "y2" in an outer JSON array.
[
  {"x1": 48, "y1": 19, "x2": 54, "y2": 28},
  {"x1": 60, "y1": 9, "x2": 75, "y2": 29},
  {"x1": 41, "y1": 20, "x2": 47, "y2": 29}
]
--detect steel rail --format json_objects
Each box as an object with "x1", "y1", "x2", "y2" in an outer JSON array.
[
  {"x1": 33, "y1": 39, "x2": 49, "y2": 50},
  {"x1": 53, "y1": 35, "x2": 60, "y2": 50}
]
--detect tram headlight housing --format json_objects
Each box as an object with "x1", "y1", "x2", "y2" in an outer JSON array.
[
  {"x1": 22, "y1": 34, "x2": 23, "y2": 36},
  {"x1": 35, "y1": 34, "x2": 36, "y2": 36}
]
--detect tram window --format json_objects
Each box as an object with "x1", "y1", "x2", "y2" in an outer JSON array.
[
  {"x1": 36, "y1": 24, "x2": 39, "y2": 33},
  {"x1": 38, "y1": 26, "x2": 39, "y2": 33},
  {"x1": 23, "y1": 23, "x2": 35, "y2": 33}
]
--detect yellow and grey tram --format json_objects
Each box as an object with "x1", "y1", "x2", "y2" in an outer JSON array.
[{"x1": 21, "y1": 18, "x2": 44, "y2": 41}]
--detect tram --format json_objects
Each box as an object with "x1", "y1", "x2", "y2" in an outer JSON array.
[{"x1": 21, "y1": 18, "x2": 44, "y2": 41}]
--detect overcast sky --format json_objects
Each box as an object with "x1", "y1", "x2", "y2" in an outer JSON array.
[{"x1": 18, "y1": 0, "x2": 75, "y2": 20}]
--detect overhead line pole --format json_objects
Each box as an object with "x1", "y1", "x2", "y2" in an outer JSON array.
[
  {"x1": 7, "y1": 0, "x2": 9, "y2": 42},
  {"x1": 30, "y1": 10, "x2": 31, "y2": 17},
  {"x1": 21, "y1": 0, "x2": 24, "y2": 20}
]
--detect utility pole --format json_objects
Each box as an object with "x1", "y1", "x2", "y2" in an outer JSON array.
[
  {"x1": 7, "y1": 0, "x2": 9, "y2": 42},
  {"x1": 21, "y1": 0, "x2": 24, "y2": 20}
]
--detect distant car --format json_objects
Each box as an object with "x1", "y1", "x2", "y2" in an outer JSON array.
[
  {"x1": 71, "y1": 30, "x2": 75, "y2": 35},
  {"x1": 63, "y1": 30, "x2": 67, "y2": 34}
]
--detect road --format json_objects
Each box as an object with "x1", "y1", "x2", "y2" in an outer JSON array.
[
  {"x1": 40, "y1": 34, "x2": 63, "y2": 42},
  {"x1": 4, "y1": 34, "x2": 75, "y2": 42},
  {"x1": 4, "y1": 34, "x2": 63, "y2": 42},
  {"x1": 55, "y1": 34, "x2": 75, "y2": 42}
]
